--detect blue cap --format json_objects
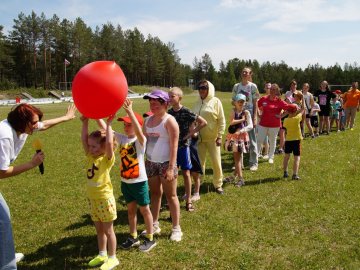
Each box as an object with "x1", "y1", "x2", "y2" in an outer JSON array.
[{"x1": 232, "y1": 93, "x2": 246, "y2": 102}]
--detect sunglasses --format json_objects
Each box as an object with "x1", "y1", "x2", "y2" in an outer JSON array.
[{"x1": 198, "y1": 85, "x2": 208, "y2": 90}]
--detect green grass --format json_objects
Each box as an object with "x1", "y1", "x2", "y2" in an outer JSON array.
[{"x1": 1, "y1": 92, "x2": 360, "y2": 269}]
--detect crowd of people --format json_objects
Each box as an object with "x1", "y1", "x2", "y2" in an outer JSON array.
[{"x1": 1, "y1": 69, "x2": 359, "y2": 269}]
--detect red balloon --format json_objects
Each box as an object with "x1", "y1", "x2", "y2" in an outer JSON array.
[{"x1": 72, "y1": 61, "x2": 128, "y2": 119}]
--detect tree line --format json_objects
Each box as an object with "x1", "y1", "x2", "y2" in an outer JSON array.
[{"x1": 0, "y1": 11, "x2": 359, "y2": 93}]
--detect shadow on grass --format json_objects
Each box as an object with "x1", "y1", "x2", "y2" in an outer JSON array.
[
  {"x1": 17, "y1": 232, "x2": 122, "y2": 269},
  {"x1": 65, "y1": 209, "x2": 130, "y2": 231},
  {"x1": 244, "y1": 177, "x2": 282, "y2": 186}
]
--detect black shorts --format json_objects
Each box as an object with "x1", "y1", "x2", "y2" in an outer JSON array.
[
  {"x1": 285, "y1": 140, "x2": 301, "y2": 156},
  {"x1": 310, "y1": 116, "x2": 319, "y2": 127},
  {"x1": 319, "y1": 106, "x2": 331, "y2": 117}
]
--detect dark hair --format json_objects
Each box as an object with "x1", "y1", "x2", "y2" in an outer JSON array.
[
  {"x1": 7, "y1": 104, "x2": 43, "y2": 133},
  {"x1": 290, "y1": 80, "x2": 297, "y2": 87},
  {"x1": 197, "y1": 80, "x2": 208, "y2": 88}
]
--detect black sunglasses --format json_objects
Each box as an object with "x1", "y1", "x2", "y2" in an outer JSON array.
[{"x1": 198, "y1": 85, "x2": 208, "y2": 90}]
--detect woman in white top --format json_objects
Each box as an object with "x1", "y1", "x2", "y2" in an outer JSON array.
[
  {"x1": 302, "y1": 83, "x2": 315, "y2": 137},
  {"x1": 143, "y1": 89, "x2": 183, "y2": 242},
  {"x1": 0, "y1": 103, "x2": 76, "y2": 269}
]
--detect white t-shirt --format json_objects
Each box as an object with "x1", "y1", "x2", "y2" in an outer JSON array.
[
  {"x1": 311, "y1": 103, "x2": 320, "y2": 116},
  {"x1": 232, "y1": 82, "x2": 259, "y2": 114},
  {"x1": 114, "y1": 133, "x2": 147, "y2": 184},
  {"x1": 0, "y1": 120, "x2": 44, "y2": 170},
  {"x1": 303, "y1": 92, "x2": 313, "y2": 115}
]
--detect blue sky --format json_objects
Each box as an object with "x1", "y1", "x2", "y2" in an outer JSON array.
[{"x1": 1, "y1": 0, "x2": 360, "y2": 70}]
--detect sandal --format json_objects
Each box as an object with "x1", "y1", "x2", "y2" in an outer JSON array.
[
  {"x1": 223, "y1": 175, "x2": 235, "y2": 184},
  {"x1": 185, "y1": 202, "x2": 195, "y2": 212}
]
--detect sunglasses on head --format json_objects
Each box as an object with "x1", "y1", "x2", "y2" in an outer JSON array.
[{"x1": 198, "y1": 85, "x2": 208, "y2": 90}]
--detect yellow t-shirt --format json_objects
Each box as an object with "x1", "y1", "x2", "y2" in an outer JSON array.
[
  {"x1": 86, "y1": 154, "x2": 115, "y2": 199},
  {"x1": 283, "y1": 113, "x2": 303, "y2": 141}
]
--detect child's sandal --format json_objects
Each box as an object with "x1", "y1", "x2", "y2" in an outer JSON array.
[{"x1": 186, "y1": 202, "x2": 195, "y2": 212}]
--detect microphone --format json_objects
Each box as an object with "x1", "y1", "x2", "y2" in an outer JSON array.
[{"x1": 32, "y1": 138, "x2": 44, "y2": 174}]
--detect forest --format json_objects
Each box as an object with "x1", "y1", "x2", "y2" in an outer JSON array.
[{"x1": 0, "y1": 11, "x2": 359, "y2": 93}]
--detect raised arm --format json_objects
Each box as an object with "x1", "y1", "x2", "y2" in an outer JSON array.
[
  {"x1": 41, "y1": 104, "x2": 76, "y2": 130},
  {"x1": 81, "y1": 116, "x2": 89, "y2": 155},
  {"x1": 105, "y1": 116, "x2": 115, "y2": 160},
  {"x1": 123, "y1": 98, "x2": 146, "y2": 145}
]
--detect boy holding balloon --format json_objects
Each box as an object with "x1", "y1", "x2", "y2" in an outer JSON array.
[{"x1": 97, "y1": 98, "x2": 156, "y2": 252}]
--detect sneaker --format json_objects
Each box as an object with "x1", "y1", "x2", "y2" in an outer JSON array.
[
  {"x1": 139, "y1": 239, "x2": 157, "y2": 252},
  {"x1": 89, "y1": 255, "x2": 108, "y2": 267},
  {"x1": 191, "y1": 193, "x2": 200, "y2": 202},
  {"x1": 170, "y1": 228, "x2": 183, "y2": 242},
  {"x1": 277, "y1": 149, "x2": 284, "y2": 154},
  {"x1": 120, "y1": 236, "x2": 140, "y2": 250},
  {"x1": 283, "y1": 171, "x2": 289, "y2": 178},
  {"x1": 292, "y1": 174, "x2": 300, "y2": 180},
  {"x1": 249, "y1": 165, "x2": 258, "y2": 171},
  {"x1": 15, "y1": 253, "x2": 25, "y2": 263},
  {"x1": 311, "y1": 134, "x2": 315, "y2": 138},
  {"x1": 258, "y1": 154, "x2": 263, "y2": 159},
  {"x1": 100, "y1": 257, "x2": 119, "y2": 270},
  {"x1": 234, "y1": 179, "x2": 245, "y2": 187},
  {"x1": 141, "y1": 225, "x2": 161, "y2": 236},
  {"x1": 268, "y1": 158, "x2": 274, "y2": 164},
  {"x1": 262, "y1": 154, "x2": 269, "y2": 160},
  {"x1": 215, "y1": 187, "x2": 224, "y2": 194}
]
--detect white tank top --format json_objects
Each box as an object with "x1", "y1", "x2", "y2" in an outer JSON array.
[{"x1": 145, "y1": 114, "x2": 171, "y2": 163}]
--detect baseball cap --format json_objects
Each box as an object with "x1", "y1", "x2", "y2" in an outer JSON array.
[
  {"x1": 232, "y1": 93, "x2": 246, "y2": 102},
  {"x1": 117, "y1": 112, "x2": 144, "y2": 126},
  {"x1": 333, "y1": 90, "x2": 342, "y2": 95},
  {"x1": 285, "y1": 104, "x2": 298, "y2": 113},
  {"x1": 143, "y1": 89, "x2": 169, "y2": 103}
]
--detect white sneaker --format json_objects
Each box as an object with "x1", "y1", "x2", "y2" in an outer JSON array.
[
  {"x1": 15, "y1": 253, "x2": 25, "y2": 263},
  {"x1": 170, "y1": 228, "x2": 183, "y2": 242},
  {"x1": 262, "y1": 155, "x2": 269, "y2": 160},
  {"x1": 249, "y1": 165, "x2": 258, "y2": 171},
  {"x1": 191, "y1": 193, "x2": 200, "y2": 202},
  {"x1": 141, "y1": 225, "x2": 161, "y2": 236},
  {"x1": 268, "y1": 158, "x2": 274, "y2": 164}
]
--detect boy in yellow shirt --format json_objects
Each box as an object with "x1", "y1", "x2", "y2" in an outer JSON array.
[{"x1": 283, "y1": 104, "x2": 304, "y2": 180}]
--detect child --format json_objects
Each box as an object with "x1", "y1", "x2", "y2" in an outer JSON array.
[
  {"x1": 310, "y1": 101, "x2": 321, "y2": 136},
  {"x1": 292, "y1": 91, "x2": 305, "y2": 137},
  {"x1": 330, "y1": 95, "x2": 341, "y2": 132},
  {"x1": 168, "y1": 87, "x2": 207, "y2": 211},
  {"x1": 101, "y1": 99, "x2": 156, "y2": 252},
  {"x1": 282, "y1": 104, "x2": 304, "y2": 180},
  {"x1": 189, "y1": 121, "x2": 204, "y2": 201},
  {"x1": 81, "y1": 115, "x2": 119, "y2": 270},
  {"x1": 224, "y1": 93, "x2": 253, "y2": 187}
]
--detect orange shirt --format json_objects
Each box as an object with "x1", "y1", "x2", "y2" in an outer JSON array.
[{"x1": 343, "y1": 89, "x2": 360, "y2": 108}]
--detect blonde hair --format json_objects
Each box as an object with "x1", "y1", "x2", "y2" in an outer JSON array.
[
  {"x1": 89, "y1": 129, "x2": 118, "y2": 151},
  {"x1": 170, "y1": 87, "x2": 183, "y2": 97}
]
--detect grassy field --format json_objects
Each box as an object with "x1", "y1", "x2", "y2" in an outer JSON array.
[{"x1": 0, "y1": 92, "x2": 360, "y2": 269}]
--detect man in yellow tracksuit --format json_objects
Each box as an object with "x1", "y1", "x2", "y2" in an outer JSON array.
[{"x1": 193, "y1": 80, "x2": 226, "y2": 194}]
